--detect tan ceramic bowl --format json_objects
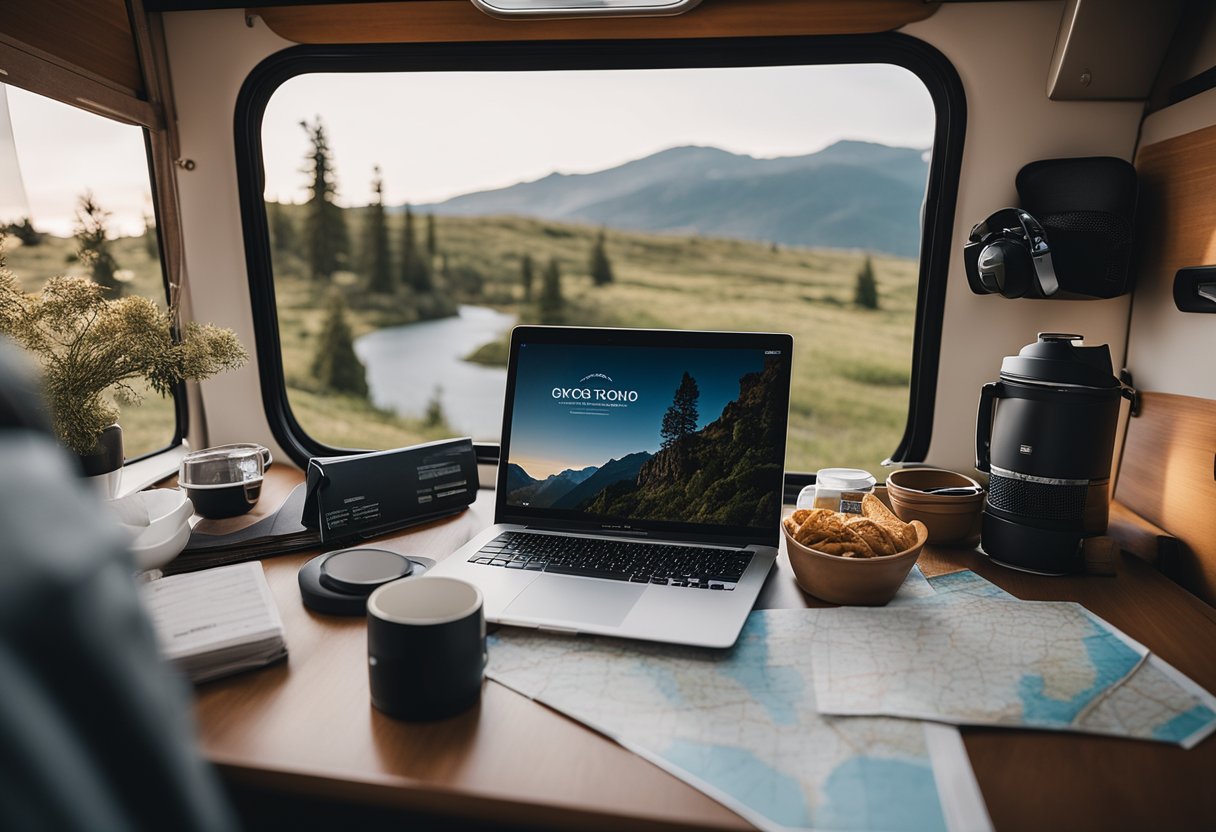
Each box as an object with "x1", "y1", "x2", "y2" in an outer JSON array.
[
  {"x1": 886, "y1": 468, "x2": 984, "y2": 503},
  {"x1": 885, "y1": 468, "x2": 984, "y2": 546},
  {"x1": 782, "y1": 520, "x2": 928, "y2": 606},
  {"x1": 887, "y1": 495, "x2": 982, "y2": 546}
]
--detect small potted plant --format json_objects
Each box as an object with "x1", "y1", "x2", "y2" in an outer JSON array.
[{"x1": 0, "y1": 261, "x2": 247, "y2": 495}]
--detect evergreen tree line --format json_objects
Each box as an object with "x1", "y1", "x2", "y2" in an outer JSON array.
[
  {"x1": 517, "y1": 228, "x2": 616, "y2": 326},
  {"x1": 3, "y1": 193, "x2": 160, "y2": 300},
  {"x1": 289, "y1": 118, "x2": 447, "y2": 300}
]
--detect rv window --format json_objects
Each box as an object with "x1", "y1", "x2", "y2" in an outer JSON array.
[
  {"x1": 0, "y1": 84, "x2": 179, "y2": 460},
  {"x1": 243, "y1": 39, "x2": 960, "y2": 474}
]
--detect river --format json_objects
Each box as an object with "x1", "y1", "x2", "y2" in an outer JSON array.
[{"x1": 354, "y1": 304, "x2": 515, "y2": 440}]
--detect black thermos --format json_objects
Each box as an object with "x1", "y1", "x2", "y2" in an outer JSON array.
[{"x1": 975, "y1": 333, "x2": 1134, "y2": 574}]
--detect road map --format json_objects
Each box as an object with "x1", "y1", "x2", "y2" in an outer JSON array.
[
  {"x1": 485, "y1": 567, "x2": 1215, "y2": 832},
  {"x1": 922, "y1": 571, "x2": 1216, "y2": 748},
  {"x1": 486, "y1": 570, "x2": 992, "y2": 832}
]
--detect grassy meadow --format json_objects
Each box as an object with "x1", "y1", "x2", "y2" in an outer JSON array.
[
  {"x1": 430, "y1": 215, "x2": 917, "y2": 472},
  {"x1": 4, "y1": 209, "x2": 919, "y2": 475},
  {"x1": 274, "y1": 209, "x2": 919, "y2": 473}
]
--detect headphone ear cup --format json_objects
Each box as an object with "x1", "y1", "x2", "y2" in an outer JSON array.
[{"x1": 978, "y1": 239, "x2": 1034, "y2": 298}]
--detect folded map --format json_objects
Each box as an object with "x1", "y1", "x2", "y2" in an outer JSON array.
[{"x1": 811, "y1": 570, "x2": 1216, "y2": 749}]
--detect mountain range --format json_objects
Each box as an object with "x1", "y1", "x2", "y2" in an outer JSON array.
[
  {"x1": 506, "y1": 451, "x2": 653, "y2": 511},
  {"x1": 416, "y1": 140, "x2": 929, "y2": 256}
]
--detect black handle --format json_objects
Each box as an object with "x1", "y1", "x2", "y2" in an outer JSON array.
[{"x1": 976, "y1": 381, "x2": 1003, "y2": 473}]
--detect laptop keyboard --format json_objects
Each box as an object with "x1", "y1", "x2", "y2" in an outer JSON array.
[{"x1": 467, "y1": 532, "x2": 752, "y2": 590}]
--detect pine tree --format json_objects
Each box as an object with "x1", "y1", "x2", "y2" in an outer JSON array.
[
  {"x1": 589, "y1": 229, "x2": 614, "y2": 286},
  {"x1": 520, "y1": 253, "x2": 534, "y2": 301},
  {"x1": 268, "y1": 200, "x2": 298, "y2": 255},
  {"x1": 660, "y1": 372, "x2": 700, "y2": 449},
  {"x1": 537, "y1": 258, "x2": 563, "y2": 325},
  {"x1": 6, "y1": 217, "x2": 43, "y2": 247},
  {"x1": 365, "y1": 166, "x2": 394, "y2": 293},
  {"x1": 425, "y1": 385, "x2": 445, "y2": 428},
  {"x1": 74, "y1": 192, "x2": 122, "y2": 296},
  {"x1": 401, "y1": 205, "x2": 432, "y2": 293},
  {"x1": 425, "y1": 213, "x2": 437, "y2": 259},
  {"x1": 312, "y1": 291, "x2": 369, "y2": 397},
  {"x1": 854, "y1": 255, "x2": 879, "y2": 310},
  {"x1": 300, "y1": 117, "x2": 349, "y2": 282}
]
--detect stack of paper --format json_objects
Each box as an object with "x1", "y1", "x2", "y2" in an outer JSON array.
[
  {"x1": 170, "y1": 484, "x2": 320, "y2": 575},
  {"x1": 140, "y1": 562, "x2": 288, "y2": 683}
]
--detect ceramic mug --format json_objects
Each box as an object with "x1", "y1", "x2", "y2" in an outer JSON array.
[{"x1": 366, "y1": 576, "x2": 486, "y2": 721}]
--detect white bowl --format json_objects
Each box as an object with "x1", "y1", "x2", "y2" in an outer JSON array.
[
  {"x1": 129, "y1": 519, "x2": 192, "y2": 571},
  {"x1": 143, "y1": 488, "x2": 195, "y2": 526},
  {"x1": 109, "y1": 489, "x2": 195, "y2": 570}
]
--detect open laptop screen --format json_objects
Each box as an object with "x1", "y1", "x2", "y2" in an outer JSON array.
[{"x1": 496, "y1": 327, "x2": 792, "y2": 545}]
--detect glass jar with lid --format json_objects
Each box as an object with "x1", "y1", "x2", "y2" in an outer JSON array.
[{"x1": 796, "y1": 468, "x2": 877, "y2": 515}]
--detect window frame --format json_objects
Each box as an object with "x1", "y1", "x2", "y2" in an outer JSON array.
[
  {"x1": 233, "y1": 34, "x2": 965, "y2": 473},
  {"x1": 1, "y1": 92, "x2": 185, "y2": 463},
  {"x1": 135, "y1": 128, "x2": 190, "y2": 464}
]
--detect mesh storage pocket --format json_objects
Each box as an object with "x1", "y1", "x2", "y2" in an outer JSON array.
[
  {"x1": 987, "y1": 473, "x2": 1087, "y2": 522},
  {"x1": 1042, "y1": 210, "x2": 1132, "y2": 287}
]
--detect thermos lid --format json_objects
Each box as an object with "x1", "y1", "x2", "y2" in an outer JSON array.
[{"x1": 1000, "y1": 333, "x2": 1119, "y2": 389}]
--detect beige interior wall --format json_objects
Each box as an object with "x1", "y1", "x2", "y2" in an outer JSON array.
[
  {"x1": 904, "y1": 1, "x2": 1142, "y2": 473},
  {"x1": 162, "y1": 12, "x2": 294, "y2": 463},
  {"x1": 162, "y1": 2, "x2": 1146, "y2": 475}
]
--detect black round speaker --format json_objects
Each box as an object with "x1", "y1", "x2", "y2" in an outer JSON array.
[{"x1": 299, "y1": 549, "x2": 435, "y2": 615}]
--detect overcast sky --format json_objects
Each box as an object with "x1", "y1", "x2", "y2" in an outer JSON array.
[{"x1": 2, "y1": 63, "x2": 933, "y2": 237}]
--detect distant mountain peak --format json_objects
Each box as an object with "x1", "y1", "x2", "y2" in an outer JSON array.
[{"x1": 417, "y1": 140, "x2": 929, "y2": 256}]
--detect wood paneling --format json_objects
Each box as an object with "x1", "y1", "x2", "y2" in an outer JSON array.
[
  {"x1": 194, "y1": 468, "x2": 1216, "y2": 830},
  {"x1": 1134, "y1": 122, "x2": 1216, "y2": 288},
  {"x1": 255, "y1": 0, "x2": 939, "y2": 45},
  {"x1": 0, "y1": 0, "x2": 144, "y2": 96},
  {"x1": 0, "y1": 38, "x2": 159, "y2": 128},
  {"x1": 1115, "y1": 391, "x2": 1216, "y2": 605}
]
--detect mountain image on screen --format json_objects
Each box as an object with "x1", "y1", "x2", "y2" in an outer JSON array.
[{"x1": 507, "y1": 357, "x2": 784, "y2": 528}]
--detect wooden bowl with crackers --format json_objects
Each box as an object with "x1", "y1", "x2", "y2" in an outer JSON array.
[{"x1": 781, "y1": 493, "x2": 928, "y2": 606}]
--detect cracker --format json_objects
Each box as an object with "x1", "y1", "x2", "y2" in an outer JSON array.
[
  {"x1": 784, "y1": 493, "x2": 918, "y2": 558},
  {"x1": 843, "y1": 516, "x2": 898, "y2": 556},
  {"x1": 861, "y1": 493, "x2": 917, "y2": 550}
]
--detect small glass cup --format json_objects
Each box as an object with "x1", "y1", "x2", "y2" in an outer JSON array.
[{"x1": 179, "y1": 445, "x2": 265, "y2": 519}]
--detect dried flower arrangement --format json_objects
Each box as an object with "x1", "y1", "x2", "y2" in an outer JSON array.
[{"x1": 0, "y1": 260, "x2": 247, "y2": 454}]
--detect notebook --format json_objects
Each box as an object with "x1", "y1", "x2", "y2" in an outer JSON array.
[{"x1": 140, "y1": 561, "x2": 288, "y2": 683}]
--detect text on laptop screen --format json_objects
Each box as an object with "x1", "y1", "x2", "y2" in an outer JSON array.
[{"x1": 504, "y1": 341, "x2": 787, "y2": 530}]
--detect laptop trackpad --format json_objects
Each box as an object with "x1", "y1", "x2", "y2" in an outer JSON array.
[{"x1": 501, "y1": 576, "x2": 645, "y2": 628}]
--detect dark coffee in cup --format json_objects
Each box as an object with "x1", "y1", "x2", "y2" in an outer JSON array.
[
  {"x1": 183, "y1": 480, "x2": 262, "y2": 519},
  {"x1": 179, "y1": 445, "x2": 265, "y2": 519},
  {"x1": 366, "y1": 577, "x2": 485, "y2": 721}
]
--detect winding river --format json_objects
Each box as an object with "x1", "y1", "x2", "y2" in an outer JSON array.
[{"x1": 354, "y1": 304, "x2": 515, "y2": 439}]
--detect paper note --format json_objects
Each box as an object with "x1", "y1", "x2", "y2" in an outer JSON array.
[{"x1": 140, "y1": 561, "x2": 287, "y2": 682}]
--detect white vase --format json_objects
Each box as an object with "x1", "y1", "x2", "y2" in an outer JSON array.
[{"x1": 78, "y1": 423, "x2": 124, "y2": 499}]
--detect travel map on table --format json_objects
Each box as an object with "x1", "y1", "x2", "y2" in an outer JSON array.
[
  {"x1": 486, "y1": 570, "x2": 992, "y2": 832},
  {"x1": 919, "y1": 570, "x2": 1216, "y2": 748}
]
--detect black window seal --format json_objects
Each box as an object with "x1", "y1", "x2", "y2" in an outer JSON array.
[{"x1": 233, "y1": 33, "x2": 965, "y2": 472}]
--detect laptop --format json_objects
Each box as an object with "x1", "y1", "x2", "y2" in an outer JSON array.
[{"x1": 428, "y1": 326, "x2": 793, "y2": 648}]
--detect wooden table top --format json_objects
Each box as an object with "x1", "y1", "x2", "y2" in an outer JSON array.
[{"x1": 192, "y1": 468, "x2": 1216, "y2": 830}]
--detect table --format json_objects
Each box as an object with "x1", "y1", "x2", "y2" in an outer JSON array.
[{"x1": 192, "y1": 468, "x2": 1216, "y2": 830}]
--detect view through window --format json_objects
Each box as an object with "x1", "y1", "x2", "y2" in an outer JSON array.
[
  {"x1": 261, "y1": 64, "x2": 935, "y2": 472},
  {"x1": 0, "y1": 84, "x2": 176, "y2": 459}
]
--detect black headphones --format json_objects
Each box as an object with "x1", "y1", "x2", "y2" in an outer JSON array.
[{"x1": 964, "y1": 208, "x2": 1059, "y2": 299}]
